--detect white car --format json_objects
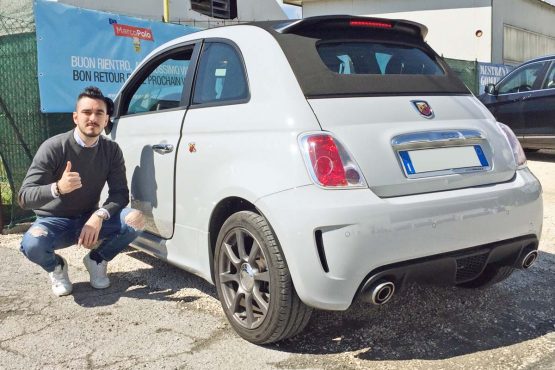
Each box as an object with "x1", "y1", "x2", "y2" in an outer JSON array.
[{"x1": 107, "y1": 16, "x2": 543, "y2": 344}]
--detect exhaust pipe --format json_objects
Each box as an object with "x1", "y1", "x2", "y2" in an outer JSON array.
[
  {"x1": 369, "y1": 281, "x2": 395, "y2": 305},
  {"x1": 520, "y1": 250, "x2": 538, "y2": 269}
]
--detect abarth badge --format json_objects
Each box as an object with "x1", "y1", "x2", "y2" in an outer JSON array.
[
  {"x1": 189, "y1": 143, "x2": 196, "y2": 153},
  {"x1": 411, "y1": 100, "x2": 434, "y2": 119}
]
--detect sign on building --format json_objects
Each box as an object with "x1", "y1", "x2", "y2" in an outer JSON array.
[
  {"x1": 477, "y1": 62, "x2": 514, "y2": 95},
  {"x1": 34, "y1": 0, "x2": 198, "y2": 112}
]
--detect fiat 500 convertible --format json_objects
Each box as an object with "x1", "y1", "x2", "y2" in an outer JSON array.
[{"x1": 106, "y1": 16, "x2": 543, "y2": 344}]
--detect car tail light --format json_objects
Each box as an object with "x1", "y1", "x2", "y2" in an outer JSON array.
[
  {"x1": 350, "y1": 20, "x2": 392, "y2": 29},
  {"x1": 299, "y1": 132, "x2": 367, "y2": 188},
  {"x1": 497, "y1": 122, "x2": 527, "y2": 168}
]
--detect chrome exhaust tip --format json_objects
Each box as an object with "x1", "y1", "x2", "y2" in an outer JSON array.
[
  {"x1": 521, "y1": 250, "x2": 538, "y2": 269},
  {"x1": 370, "y1": 281, "x2": 395, "y2": 305}
]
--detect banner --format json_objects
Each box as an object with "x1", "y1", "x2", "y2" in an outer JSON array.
[
  {"x1": 477, "y1": 62, "x2": 514, "y2": 95},
  {"x1": 34, "y1": 0, "x2": 198, "y2": 112}
]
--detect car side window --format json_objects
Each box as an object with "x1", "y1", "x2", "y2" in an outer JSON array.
[
  {"x1": 192, "y1": 42, "x2": 249, "y2": 105},
  {"x1": 123, "y1": 48, "x2": 193, "y2": 115},
  {"x1": 542, "y1": 63, "x2": 555, "y2": 89},
  {"x1": 497, "y1": 62, "x2": 546, "y2": 94}
]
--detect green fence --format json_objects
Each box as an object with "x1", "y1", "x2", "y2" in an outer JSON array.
[
  {"x1": 0, "y1": 15, "x2": 72, "y2": 229},
  {"x1": 444, "y1": 58, "x2": 479, "y2": 95}
]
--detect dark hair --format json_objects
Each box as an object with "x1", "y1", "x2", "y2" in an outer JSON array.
[{"x1": 77, "y1": 86, "x2": 114, "y2": 116}]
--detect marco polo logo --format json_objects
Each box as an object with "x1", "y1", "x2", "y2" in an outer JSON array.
[
  {"x1": 110, "y1": 19, "x2": 154, "y2": 52},
  {"x1": 112, "y1": 23, "x2": 154, "y2": 41}
]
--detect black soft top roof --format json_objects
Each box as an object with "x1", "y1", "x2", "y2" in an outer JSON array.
[{"x1": 251, "y1": 16, "x2": 470, "y2": 98}]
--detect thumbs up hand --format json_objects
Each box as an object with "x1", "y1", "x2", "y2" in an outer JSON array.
[{"x1": 57, "y1": 161, "x2": 82, "y2": 195}]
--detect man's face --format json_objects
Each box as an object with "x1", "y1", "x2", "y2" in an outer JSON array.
[{"x1": 73, "y1": 97, "x2": 108, "y2": 138}]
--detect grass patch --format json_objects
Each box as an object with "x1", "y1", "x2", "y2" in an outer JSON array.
[
  {"x1": 1, "y1": 159, "x2": 13, "y2": 206},
  {"x1": 1, "y1": 182, "x2": 12, "y2": 205}
]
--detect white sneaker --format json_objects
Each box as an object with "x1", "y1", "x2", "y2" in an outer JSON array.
[
  {"x1": 49, "y1": 257, "x2": 73, "y2": 296},
  {"x1": 83, "y1": 253, "x2": 110, "y2": 289}
]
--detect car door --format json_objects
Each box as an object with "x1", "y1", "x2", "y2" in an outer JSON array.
[
  {"x1": 174, "y1": 40, "x2": 251, "y2": 230},
  {"x1": 491, "y1": 61, "x2": 548, "y2": 137},
  {"x1": 109, "y1": 42, "x2": 200, "y2": 238},
  {"x1": 522, "y1": 60, "x2": 555, "y2": 149}
]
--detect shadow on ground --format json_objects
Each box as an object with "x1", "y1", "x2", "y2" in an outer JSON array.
[
  {"x1": 71, "y1": 244, "x2": 555, "y2": 361},
  {"x1": 273, "y1": 250, "x2": 555, "y2": 360},
  {"x1": 71, "y1": 276, "x2": 201, "y2": 307},
  {"x1": 72, "y1": 249, "x2": 217, "y2": 308}
]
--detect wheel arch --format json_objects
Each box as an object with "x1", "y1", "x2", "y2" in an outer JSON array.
[{"x1": 208, "y1": 196, "x2": 258, "y2": 281}]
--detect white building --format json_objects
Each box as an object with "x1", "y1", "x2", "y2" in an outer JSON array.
[
  {"x1": 56, "y1": 0, "x2": 288, "y2": 25},
  {"x1": 285, "y1": 0, "x2": 555, "y2": 64}
]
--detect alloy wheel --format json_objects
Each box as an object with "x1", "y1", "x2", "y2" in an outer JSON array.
[{"x1": 218, "y1": 228, "x2": 271, "y2": 329}]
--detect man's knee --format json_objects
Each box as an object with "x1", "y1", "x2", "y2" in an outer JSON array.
[
  {"x1": 123, "y1": 210, "x2": 145, "y2": 232},
  {"x1": 21, "y1": 226, "x2": 50, "y2": 259}
]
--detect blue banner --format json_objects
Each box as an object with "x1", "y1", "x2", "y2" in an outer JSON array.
[
  {"x1": 34, "y1": 0, "x2": 198, "y2": 112},
  {"x1": 477, "y1": 62, "x2": 514, "y2": 95}
]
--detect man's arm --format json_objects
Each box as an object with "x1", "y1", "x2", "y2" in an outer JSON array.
[
  {"x1": 78, "y1": 145, "x2": 129, "y2": 248},
  {"x1": 79, "y1": 143, "x2": 129, "y2": 249},
  {"x1": 18, "y1": 143, "x2": 59, "y2": 210},
  {"x1": 101, "y1": 144, "x2": 129, "y2": 216}
]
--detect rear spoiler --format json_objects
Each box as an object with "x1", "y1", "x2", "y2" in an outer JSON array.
[{"x1": 273, "y1": 15, "x2": 428, "y2": 39}]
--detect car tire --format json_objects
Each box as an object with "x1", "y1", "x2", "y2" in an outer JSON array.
[
  {"x1": 457, "y1": 265, "x2": 514, "y2": 289},
  {"x1": 214, "y1": 211, "x2": 312, "y2": 344}
]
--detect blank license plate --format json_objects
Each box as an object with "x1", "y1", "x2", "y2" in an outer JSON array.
[{"x1": 398, "y1": 145, "x2": 489, "y2": 175}]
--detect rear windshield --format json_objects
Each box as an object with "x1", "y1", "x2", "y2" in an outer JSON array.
[
  {"x1": 259, "y1": 20, "x2": 471, "y2": 97},
  {"x1": 317, "y1": 42, "x2": 444, "y2": 76}
]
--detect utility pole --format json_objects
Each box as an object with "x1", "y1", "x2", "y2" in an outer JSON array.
[{"x1": 163, "y1": 0, "x2": 170, "y2": 22}]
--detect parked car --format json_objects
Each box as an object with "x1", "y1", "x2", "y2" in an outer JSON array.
[
  {"x1": 106, "y1": 16, "x2": 543, "y2": 344},
  {"x1": 479, "y1": 55, "x2": 555, "y2": 150}
]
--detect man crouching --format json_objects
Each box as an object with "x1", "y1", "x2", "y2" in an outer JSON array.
[{"x1": 18, "y1": 86, "x2": 144, "y2": 296}]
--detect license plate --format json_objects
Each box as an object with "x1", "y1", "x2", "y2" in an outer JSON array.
[{"x1": 398, "y1": 145, "x2": 489, "y2": 176}]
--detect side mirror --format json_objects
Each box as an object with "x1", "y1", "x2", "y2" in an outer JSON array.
[
  {"x1": 485, "y1": 83, "x2": 497, "y2": 95},
  {"x1": 103, "y1": 96, "x2": 115, "y2": 135},
  {"x1": 105, "y1": 117, "x2": 114, "y2": 135},
  {"x1": 104, "y1": 96, "x2": 121, "y2": 135}
]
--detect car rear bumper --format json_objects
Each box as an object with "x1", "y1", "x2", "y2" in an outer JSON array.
[
  {"x1": 255, "y1": 168, "x2": 543, "y2": 310},
  {"x1": 357, "y1": 234, "x2": 538, "y2": 301}
]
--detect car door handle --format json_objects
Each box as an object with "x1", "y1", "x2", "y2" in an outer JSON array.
[{"x1": 152, "y1": 143, "x2": 174, "y2": 154}]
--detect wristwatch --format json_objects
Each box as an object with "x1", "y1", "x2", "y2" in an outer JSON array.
[{"x1": 94, "y1": 209, "x2": 109, "y2": 220}]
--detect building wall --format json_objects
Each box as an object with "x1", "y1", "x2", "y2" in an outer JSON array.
[
  {"x1": 56, "y1": 0, "x2": 286, "y2": 22},
  {"x1": 492, "y1": 0, "x2": 555, "y2": 64},
  {"x1": 302, "y1": 0, "x2": 493, "y2": 62}
]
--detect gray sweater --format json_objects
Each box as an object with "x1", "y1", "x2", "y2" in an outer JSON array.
[{"x1": 18, "y1": 130, "x2": 129, "y2": 218}]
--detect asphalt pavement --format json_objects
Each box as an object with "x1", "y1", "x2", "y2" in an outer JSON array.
[{"x1": 1, "y1": 152, "x2": 554, "y2": 370}]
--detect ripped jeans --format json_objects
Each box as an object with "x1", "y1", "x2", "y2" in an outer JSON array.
[{"x1": 20, "y1": 208, "x2": 143, "y2": 273}]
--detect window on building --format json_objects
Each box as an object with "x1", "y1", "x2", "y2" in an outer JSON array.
[{"x1": 190, "y1": 0, "x2": 237, "y2": 20}]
